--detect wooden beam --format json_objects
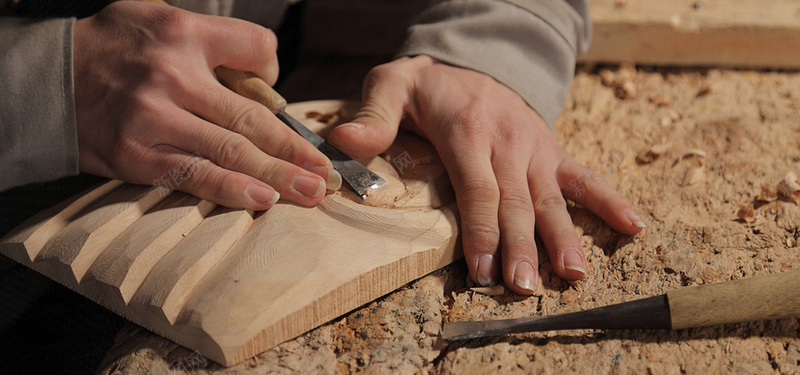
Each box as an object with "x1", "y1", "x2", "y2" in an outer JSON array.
[{"x1": 580, "y1": 0, "x2": 800, "y2": 68}]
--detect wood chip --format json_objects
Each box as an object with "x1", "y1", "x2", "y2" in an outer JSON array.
[
  {"x1": 470, "y1": 285, "x2": 505, "y2": 296},
  {"x1": 305, "y1": 107, "x2": 348, "y2": 126},
  {"x1": 681, "y1": 148, "x2": 707, "y2": 159},
  {"x1": 636, "y1": 142, "x2": 671, "y2": 164},
  {"x1": 776, "y1": 172, "x2": 800, "y2": 204},
  {"x1": 681, "y1": 165, "x2": 706, "y2": 186},
  {"x1": 737, "y1": 204, "x2": 756, "y2": 223},
  {"x1": 696, "y1": 85, "x2": 713, "y2": 97},
  {"x1": 757, "y1": 186, "x2": 779, "y2": 202},
  {"x1": 600, "y1": 64, "x2": 638, "y2": 99},
  {"x1": 648, "y1": 94, "x2": 672, "y2": 107}
]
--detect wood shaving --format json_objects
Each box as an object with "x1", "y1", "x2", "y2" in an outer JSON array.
[
  {"x1": 681, "y1": 148, "x2": 707, "y2": 159},
  {"x1": 681, "y1": 165, "x2": 706, "y2": 186},
  {"x1": 736, "y1": 204, "x2": 756, "y2": 223},
  {"x1": 776, "y1": 172, "x2": 800, "y2": 197},
  {"x1": 757, "y1": 186, "x2": 779, "y2": 202},
  {"x1": 648, "y1": 94, "x2": 672, "y2": 107},
  {"x1": 305, "y1": 107, "x2": 348, "y2": 126},
  {"x1": 470, "y1": 285, "x2": 505, "y2": 296},
  {"x1": 636, "y1": 142, "x2": 671, "y2": 164},
  {"x1": 774, "y1": 172, "x2": 800, "y2": 204},
  {"x1": 696, "y1": 85, "x2": 713, "y2": 97},
  {"x1": 600, "y1": 63, "x2": 637, "y2": 99}
]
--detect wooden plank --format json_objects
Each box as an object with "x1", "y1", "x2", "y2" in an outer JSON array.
[
  {"x1": 581, "y1": 0, "x2": 800, "y2": 68},
  {"x1": 0, "y1": 100, "x2": 460, "y2": 367},
  {"x1": 34, "y1": 183, "x2": 167, "y2": 287},
  {"x1": 82, "y1": 192, "x2": 215, "y2": 309},
  {"x1": 0, "y1": 179, "x2": 123, "y2": 264},
  {"x1": 131, "y1": 206, "x2": 253, "y2": 324}
]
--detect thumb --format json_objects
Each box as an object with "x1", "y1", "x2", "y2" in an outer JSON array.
[{"x1": 328, "y1": 66, "x2": 411, "y2": 159}]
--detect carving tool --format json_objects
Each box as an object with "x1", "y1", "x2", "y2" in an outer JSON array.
[
  {"x1": 144, "y1": 0, "x2": 385, "y2": 199},
  {"x1": 442, "y1": 271, "x2": 800, "y2": 341},
  {"x1": 214, "y1": 67, "x2": 386, "y2": 200}
]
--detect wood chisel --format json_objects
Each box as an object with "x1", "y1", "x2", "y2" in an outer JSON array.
[
  {"x1": 214, "y1": 67, "x2": 385, "y2": 199},
  {"x1": 442, "y1": 270, "x2": 800, "y2": 341},
  {"x1": 143, "y1": 0, "x2": 385, "y2": 199}
]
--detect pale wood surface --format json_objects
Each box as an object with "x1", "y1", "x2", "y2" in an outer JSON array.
[
  {"x1": 581, "y1": 0, "x2": 800, "y2": 68},
  {"x1": 668, "y1": 270, "x2": 800, "y2": 329},
  {"x1": 0, "y1": 100, "x2": 460, "y2": 367}
]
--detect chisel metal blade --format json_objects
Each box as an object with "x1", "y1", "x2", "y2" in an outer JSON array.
[
  {"x1": 442, "y1": 295, "x2": 671, "y2": 341},
  {"x1": 275, "y1": 111, "x2": 386, "y2": 199}
]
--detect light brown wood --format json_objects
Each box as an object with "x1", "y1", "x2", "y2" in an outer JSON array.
[
  {"x1": 82, "y1": 193, "x2": 215, "y2": 308},
  {"x1": 581, "y1": 0, "x2": 800, "y2": 68},
  {"x1": 0, "y1": 100, "x2": 460, "y2": 367},
  {"x1": 667, "y1": 271, "x2": 800, "y2": 330}
]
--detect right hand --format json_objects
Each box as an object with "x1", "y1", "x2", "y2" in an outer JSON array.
[{"x1": 73, "y1": 1, "x2": 339, "y2": 210}]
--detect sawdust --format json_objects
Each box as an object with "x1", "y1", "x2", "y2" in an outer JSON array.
[{"x1": 98, "y1": 65, "x2": 800, "y2": 374}]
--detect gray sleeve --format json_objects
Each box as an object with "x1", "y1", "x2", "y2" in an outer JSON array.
[
  {"x1": 396, "y1": 0, "x2": 591, "y2": 127},
  {"x1": 0, "y1": 17, "x2": 79, "y2": 192}
]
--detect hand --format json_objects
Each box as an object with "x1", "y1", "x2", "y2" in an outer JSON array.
[
  {"x1": 329, "y1": 56, "x2": 645, "y2": 295},
  {"x1": 73, "y1": 1, "x2": 339, "y2": 210}
]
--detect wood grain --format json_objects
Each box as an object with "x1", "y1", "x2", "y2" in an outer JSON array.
[
  {"x1": 0, "y1": 100, "x2": 460, "y2": 367},
  {"x1": 667, "y1": 271, "x2": 800, "y2": 329},
  {"x1": 581, "y1": 0, "x2": 800, "y2": 68}
]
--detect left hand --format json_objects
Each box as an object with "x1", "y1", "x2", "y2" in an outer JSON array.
[{"x1": 329, "y1": 56, "x2": 645, "y2": 295}]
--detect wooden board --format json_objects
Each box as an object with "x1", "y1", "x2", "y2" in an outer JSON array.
[
  {"x1": 580, "y1": 0, "x2": 800, "y2": 68},
  {"x1": 0, "y1": 100, "x2": 461, "y2": 367}
]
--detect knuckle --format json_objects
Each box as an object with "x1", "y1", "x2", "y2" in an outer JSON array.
[
  {"x1": 226, "y1": 103, "x2": 262, "y2": 136},
  {"x1": 216, "y1": 134, "x2": 250, "y2": 168},
  {"x1": 159, "y1": 7, "x2": 193, "y2": 34},
  {"x1": 462, "y1": 221, "x2": 500, "y2": 251},
  {"x1": 250, "y1": 26, "x2": 278, "y2": 55},
  {"x1": 141, "y1": 6, "x2": 193, "y2": 40},
  {"x1": 496, "y1": 121, "x2": 521, "y2": 145},
  {"x1": 274, "y1": 140, "x2": 301, "y2": 162},
  {"x1": 507, "y1": 234, "x2": 536, "y2": 250},
  {"x1": 499, "y1": 187, "x2": 533, "y2": 212},
  {"x1": 458, "y1": 179, "x2": 500, "y2": 204},
  {"x1": 452, "y1": 110, "x2": 487, "y2": 140},
  {"x1": 534, "y1": 191, "x2": 567, "y2": 212}
]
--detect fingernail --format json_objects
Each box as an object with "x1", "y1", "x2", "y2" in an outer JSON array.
[
  {"x1": 563, "y1": 248, "x2": 587, "y2": 276},
  {"x1": 476, "y1": 254, "x2": 496, "y2": 286},
  {"x1": 292, "y1": 175, "x2": 326, "y2": 198},
  {"x1": 626, "y1": 208, "x2": 647, "y2": 228},
  {"x1": 326, "y1": 167, "x2": 342, "y2": 191},
  {"x1": 513, "y1": 261, "x2": 538, "y2": 292},
  {"x1": 305, "y1": 165, "x2": 342, "y2": 191},
  {"x1": 335, "y1": 122, "x2": 365, "y2": 131},
  {"x1": 247, "y1": 184, "x2": 280, "y2": 205}
]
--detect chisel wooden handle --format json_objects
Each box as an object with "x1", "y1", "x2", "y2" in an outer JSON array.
[
  {"x1": 667, "y1": 271, "x2": 800, "y2": 329},
  {"x1": 213, "y1": 67, "x2": 287, "y2": 114}
]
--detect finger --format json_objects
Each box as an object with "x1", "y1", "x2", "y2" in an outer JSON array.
[
  {"x1": 434, "y1": 125, "x2": 501, "y2": 287},
  {"x1": 493, "y1": 153, "x2": 539, "y2": 295},
  {"x1": 142, "y1": 145, "x2": 280, "y2": 210},
  {"x1": 557, "y1": 158, "x2": 646, "y2": 235},
  {"x1": 182, "y1": 78, "x2": 342, "y2": 189},
  {"x1": 327, "y1": 64, "x2": 410, "y2": 158},
  {"x1": 193, "y1": 13, "x2": 280, "y2": 85},
  {"x1": 529, "y1": 163, "x2": 587, "y2": 280},
  {"x1": 164, "y1": 111, "x2": 328, "y2": 206}
]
